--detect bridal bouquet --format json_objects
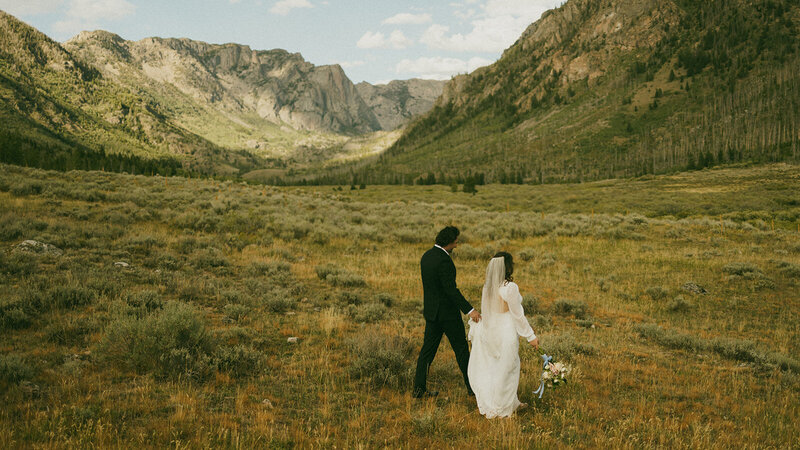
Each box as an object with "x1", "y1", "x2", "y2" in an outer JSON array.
[
  {"x1": 532, "y1": 353, "x2": 572, "y2": 398},
  {"x1": 541, "y1": 359, "x2": 571, "y2": 387}
]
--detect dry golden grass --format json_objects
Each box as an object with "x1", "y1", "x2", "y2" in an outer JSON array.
[{"x1": 0, "y1": 163, "x2": 797, "y2": 448}]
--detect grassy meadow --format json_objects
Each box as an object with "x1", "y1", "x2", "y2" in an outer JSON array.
[{"x1": 0, "y1": 162, "x2": 798, "y2": 448}]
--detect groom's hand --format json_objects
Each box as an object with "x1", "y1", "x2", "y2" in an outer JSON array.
[{"x1": 469, "y1": 310, "x2": 481, "y2": 322}]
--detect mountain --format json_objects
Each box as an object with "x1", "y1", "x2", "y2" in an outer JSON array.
[
  {"x1": 64, "y1": 32, "x2": 445, "y2": 160},
  {"x1": 0, "y1": 11, "x2": 261, "y2": 175},
  {"x1": 362, "y1": 0, "x2": 800, "y2": 185},
  {"x1": 355, "y1": 79, "x2": 446, "y2": 131},
  {"x1": 65, "y1": 32, "x2": 381, "y2": 135},
  {"x1": 0, "y1": 11, "x2": 445, "y2": 176}
]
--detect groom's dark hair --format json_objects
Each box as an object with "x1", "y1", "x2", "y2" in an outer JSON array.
[{"x1": 435, "y1": 226, "x2": 460, "y2": 247}]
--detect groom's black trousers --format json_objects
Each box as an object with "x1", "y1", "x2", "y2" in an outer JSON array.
[{"x1": 413, "y1": 318, "x2": 472, "y2": 395}]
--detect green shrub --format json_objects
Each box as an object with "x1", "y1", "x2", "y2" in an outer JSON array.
[
  {"x1": 315, "y1": 264, "x2": 341, "y2": 279},
  {"x1": 339, "y1": 291, "x2": 363, "y2": 306},
  {"x1": 214, "y1": 345, "x2": 264, "y2": 379},
  {"x1": 539, "y1": 253, "x2": 557, "y2": 268},
  {"x1": 309, "y1": 231, "x2": 330, "y2": 245},
  {"x1": 347, "y1": 333, "x2": 413, "y2": 388},
  {"x1": 216, "y1": 326, "x2": 255, "y2": 345},
  {"x1": 0, "y1": 252, "x2": 38, "y2": 277},
  {"x1": 158, "y1": 348, "x2": 214, "y2": 382},
  {"x1": 156, "y1": 254, "x2": 183, "y2": 271},
  {"x1": 533, "y1": 314, "x2": 552, "y2": 331},
  {"x1": 190, "y1": 248, "x2": 229, "y2": 269},
  {"x1": 315, "y1": 264, "x2": 366, "y2": 287},
  {"x1": 223, "y1": 303, "x2": 250, "y2": 322},
  {"x1": 0, "y1": 306, "x2": 31, "y2": 330},
  {"x1": 645, "y1": 286, "x2": 669, "y2": 301},
  {"x1": 350, "y1": 303, "x2": 388, "y2": 323},
  {"x1": 261, "y1": 289, "x2": 293, "y2": 313},
  {"x1": 327, "y1": 272, "x2": 366, "y2": 287},
  {"x1": 9, "y1": 181, "x2": 43, "y2": 196},
  {"x1": 221, "y1": 289, "x2": 250, "y2": 306},
  {"x1": 45, "y1": 315, "x2": 99, "y2": 346},
  {"x1": 521, "y1": 294, "x2": 539, "y2": 314},
  {"x1": 754, "y1": 278, "x2": 775, "y2": 290},
  {"x1": 394, "y1": 229, "x2": 427, "y2": 244},
  {"x1": 776, "y1": 261, "x2": 800, "y2": 279},
  {"x1": 518, "y1": 248, "x2": 536, "y2": 262},
  {"x1": 123, "y1": 235, "x2": 163, "y2": 256},
  {"x1": 710, "y1": 338, "x2": 761, "y2": 363},
  {"x1": 0, "y1": 214, "x2": 48, "y2": 241},
  {"x1": 270, "y1": 248, "x2": 297, "y2": 262},
  {"x1": 248, "y1": 261, "x2": 292, "y2": 277},
  {"x1": 544, "y1": 333, "x2": 596, "y2": 361},
  {"x1": 0, "y1": 354, "x2": 34, "y2": 384},
  {"x1": 49, "y1": 285, "x2": 96, "y2": 310},
  {"x1": 634, "y1": 324, "x2": 704, "y2": 352},
  {"x1": 375, "y1": 292, "x2": 395, "y2": 308},
  {"x1": 722, "y1": 262, "x2": 761, "y2": 277},
  {"x1": 453, "y1": 244, "x2": 493, "y2": 261},
  {"x1": 98, "y1": 301, "x2": 214, "y2": 380},
  {"x1": 553, "y1": 299, "x2": 589, "y2": 319},
  {"x1": 124, "y1": 290, "x2": 164, "y2": 315},
  {"x1": 666, "y1": 296, "x2": 692, "y2": 312}
]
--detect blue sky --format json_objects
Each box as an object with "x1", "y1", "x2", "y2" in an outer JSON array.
[{"x1": 1, "y1": 0, "x2": 563, "y2": 84}]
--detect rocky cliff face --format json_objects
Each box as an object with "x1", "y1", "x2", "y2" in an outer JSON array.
[
  {"x1": 355, "y1": 79, "x2": 446, "y2": 130},
  {"x1": 437, "y1": 0, "x2": 681, "y2": 109},
  {"x1": 66, "y1": 33, "x2": 385, "y2": 134},
  {"x1": 0, "y1": 11, "x2": 245, "y2": 174}
]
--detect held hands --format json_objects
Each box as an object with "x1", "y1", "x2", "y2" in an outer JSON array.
[
  {"x1": 468, "y1": 309, "x2": 482, "y2": 323},
  {"x1": 528, "y1": 337, "x2": 540, "y2": 350}
]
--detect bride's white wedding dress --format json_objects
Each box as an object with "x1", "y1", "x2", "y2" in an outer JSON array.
[{"x1": 468, "y1": 258, "x2": 536, "y2": 419}]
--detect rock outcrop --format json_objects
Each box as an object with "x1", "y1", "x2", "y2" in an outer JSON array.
[
  {"x1": 355, "y1": 79, "x2": 446, "y2": 130},
  {"x1": 66, "y1": 33, "x2": 385, "y2": 134}
]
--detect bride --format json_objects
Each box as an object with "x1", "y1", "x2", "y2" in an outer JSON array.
[{"x1": 468, "y1": 251, "x2": 539, "y2": 418}]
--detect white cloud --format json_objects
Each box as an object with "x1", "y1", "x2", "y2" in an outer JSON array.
[
  {"x1": 357, "y1": 31, "x2": 385, "y2": 49},
  {"x1": 0, "y1": 0, "x2": 63, "y2": 16},
  {"x1": 454, "y1": 8, "x2": 476, "y2": 20},
  {"x1": 356, "y1": 29, "x2": 412, "y2": 49},
  {"x1": 423, "y1": 0, "x2": 561, "y2": 53},
  {"x1": 269, "y1": 0, "x2": 312, "y2": 15},
  {"x1": 382, "y1": 12, "x2": 432, "y2": 25},
  {"x1": 396, "y1": 56, "x2": 492, "y2": 80},
  {"x1": 52, "y1": 0, "x2": 134, "y2": 36},
  {"x1": 338, "y1": 60, "x2": 365, "y2": 68}
]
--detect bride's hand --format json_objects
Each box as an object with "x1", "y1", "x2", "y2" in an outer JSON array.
[
  {"x1": 468, "y1": 309, "x2": 481, "y2": 323},
  {"x1": 528, "y1": 337, "x2": 539, "y2": 349}
]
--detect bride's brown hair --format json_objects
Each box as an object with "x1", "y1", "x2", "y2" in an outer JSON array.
[{"x1": 494, "y1": 251, "x2": 514, "y2": 283}]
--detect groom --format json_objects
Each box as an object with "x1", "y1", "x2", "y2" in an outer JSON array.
[{"x1": 413, "y1": 226, "x2": 481, "y2": 398}]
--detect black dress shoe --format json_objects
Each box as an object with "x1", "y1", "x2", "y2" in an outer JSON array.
[{"x1": 413, "y1": 389, "x2": 439, "y2": 399}]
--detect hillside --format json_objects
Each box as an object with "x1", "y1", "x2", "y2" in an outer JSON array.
[
  {"x1": 0, "y1": 11, "x2": 265, "y2": 175},
  {"x1": 359, "y1": 0, "x2": 800, "y2": 184},
  {"x1": 64, "y1": 32, "x2": 444, "y2": 159},
  {"x1": 0, "y1": 11, "x2": 444, "y2": 176}
]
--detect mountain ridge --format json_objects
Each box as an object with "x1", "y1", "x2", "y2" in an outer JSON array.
[
  {"x1": 356, "y1": 0, "x2": 800, "y2": 185},
  {"x1": 0, "y1": 10, "x2": 445, "y2": 175}
]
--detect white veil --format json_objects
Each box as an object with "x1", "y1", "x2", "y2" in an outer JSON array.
[{"x1": 479, "y1": 256, "x2": 506, "y2": 358}]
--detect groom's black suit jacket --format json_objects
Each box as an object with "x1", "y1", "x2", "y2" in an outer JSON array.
[{"x1": 421, "y1": 246, "x2": 473, "y2": 321}]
